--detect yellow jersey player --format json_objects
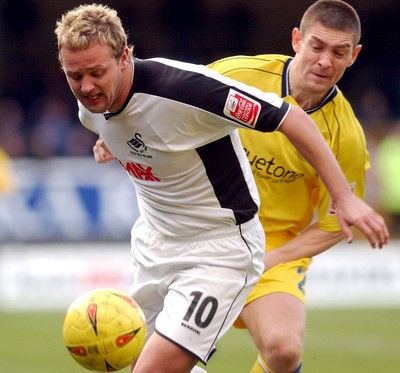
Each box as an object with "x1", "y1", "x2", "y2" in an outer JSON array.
[{"x1": 209, "y1": 1, "x2": 374, "y2": 372}]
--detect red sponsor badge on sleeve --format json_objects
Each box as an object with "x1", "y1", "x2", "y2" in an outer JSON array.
[{"x1": 223, "y1": 88, "x2": 261, "y2": 128}]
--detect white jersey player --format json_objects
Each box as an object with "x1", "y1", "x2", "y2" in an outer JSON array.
[{"x1": 79, "y1": 57, "x2": 290, "y2": 237}]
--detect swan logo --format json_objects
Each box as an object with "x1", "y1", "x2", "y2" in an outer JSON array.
[
  {"x1": 127, "y1": 133, "x2": 152, "y2": 158},
  {"x1": 128, "y1": 133, "x2": 148, "y2": 153}
]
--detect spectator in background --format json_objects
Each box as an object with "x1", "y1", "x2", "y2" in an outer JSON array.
[
  {"x1": 375, "y1": 122, "x2": 400, "y2": 237},
  {"x1": 0, "y1": 97, "x2": 28, "y2": 158},
  {"x1": 0, "y1": 146, "x2": 17, "y2": 195},
  {"x1": 357, "y1": 86, "x2": 391, "y2": 121},
  {"x1": 64, "y1": 125, "x2": 99, "y2": 156},
  {"x1": 29, "y1": 95, "x2": 97, "y2": 158},
  {"x1": 0, "y1": 95, "x2": 96, "y2": 159},
  {"x1": 355, "y1": 86, "x2": 392, "y2": 218}
]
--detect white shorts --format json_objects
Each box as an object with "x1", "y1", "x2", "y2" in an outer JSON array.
[{"x1": 129, "y1": 216, "x2": 264, "y2": 363}]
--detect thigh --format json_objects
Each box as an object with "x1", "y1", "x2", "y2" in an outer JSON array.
[
  {"x1": 132, "y1": 332, "x2": 198, "y2": 373},
  {"x1": 241, "y1": 292, "x2": 306, "y2": 349}
]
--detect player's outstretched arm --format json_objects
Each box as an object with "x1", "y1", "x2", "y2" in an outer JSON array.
[
  {"x1": 93, "y1": 137, "x2": 115, "y2": 164},
  {"x1": 278, "y1": 106, "x2": 389, "y2": 248}
]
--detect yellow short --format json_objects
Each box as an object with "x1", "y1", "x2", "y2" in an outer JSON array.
[{"x1": 234, "y1": 233, "x2": 312, "y2": 328}]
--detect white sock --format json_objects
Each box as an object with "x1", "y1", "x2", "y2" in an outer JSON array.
[{"x1": 191, "y1": 366, "x2": 207, "y2": 373}]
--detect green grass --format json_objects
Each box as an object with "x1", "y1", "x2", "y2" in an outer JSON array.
[
  {"x1": 301, "y1": 308, "x2": 400, "y2": 373},
  {"x1": 0, "y1": 308, "x2": 399, "y2": 372}
]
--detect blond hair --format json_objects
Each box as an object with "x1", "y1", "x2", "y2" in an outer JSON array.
[
  {"x1": 55, "y1": 3, "x2": 134, "y2": 64},
  {"x1": 300, "y1": 0, "x2": 361, "y2": 45}
]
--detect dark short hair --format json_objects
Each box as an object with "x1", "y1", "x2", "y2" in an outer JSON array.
[{"x1": 300, "y1": 0, "x2": 361, "y2": 45}]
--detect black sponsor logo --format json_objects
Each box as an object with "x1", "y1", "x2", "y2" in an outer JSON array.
[
  {"x1": 245, "y1": 148, "x2": 304, "y2": 184},
  {"x1": 127, "y1": 133, "x2": 152, "y2": 158}
]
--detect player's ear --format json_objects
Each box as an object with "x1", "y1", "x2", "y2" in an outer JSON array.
[
  {"x1": 120, "y1": 47, "x2": 130, "y2": 67},
  {"x1": 292, "y1": 27, "x2": 302, "y2": 53},
  {"x1": 348, "y1": 44, "x2": 362, "y2": 67}
]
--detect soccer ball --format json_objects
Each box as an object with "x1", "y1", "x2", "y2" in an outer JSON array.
[{"x1": 63, "y1": 288, "x2": 147, "y2": 372}]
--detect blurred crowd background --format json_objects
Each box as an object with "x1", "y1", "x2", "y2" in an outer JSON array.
[{"x1": 0, "y1": 0, "x2": 399, "y2": 237}]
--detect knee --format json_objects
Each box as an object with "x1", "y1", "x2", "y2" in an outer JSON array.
[{"x1": 260, "y1": 332, "x2": 303, "y2": 370}]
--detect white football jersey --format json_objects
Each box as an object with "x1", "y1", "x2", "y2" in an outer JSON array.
[{"x1": 79, "y1": 57, "x2": 290, "y2": 236}]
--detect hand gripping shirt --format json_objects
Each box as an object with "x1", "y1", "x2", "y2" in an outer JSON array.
[
  {"x1": 209, "y1": 54, "x2": 370, "y2": 235},
  {"x1": 78, "y1": 58, "x2": 290, "y2": 236}
]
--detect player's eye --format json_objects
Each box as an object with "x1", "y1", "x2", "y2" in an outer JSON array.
[
  {"x1": 334, "y1": 50, "x2": 347, "y2": 58},
  {"x1": 311, "y1": 45, "x2": 323, "y2": 52},
  {"x1": 68, "y1": 74, "x2": 82, "y2": 81},
  {"x1": 92, "y1": 70, "x2": 105, "y2": 78}
]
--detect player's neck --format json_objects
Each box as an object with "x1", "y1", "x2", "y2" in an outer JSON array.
[
  {"x1": 288, "y1": 62, "x2": 331, "y2": 111},
  {"x1": 107, "y1": 59, "x2": 134, "y2": 114},
  {"x1": 289, "y1": 87, "x2": 327, "y2": 111}
]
